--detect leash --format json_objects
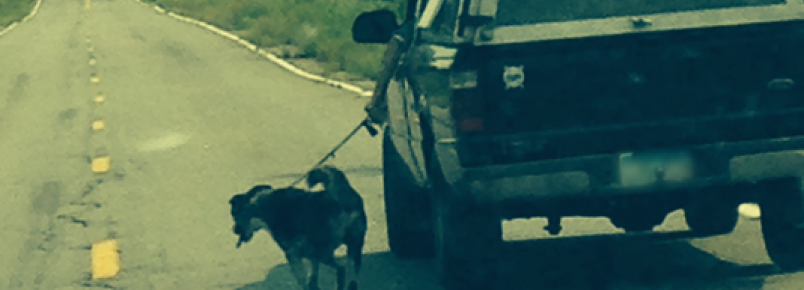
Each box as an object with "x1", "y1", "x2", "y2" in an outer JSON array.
[{"x1": 288, "y1": 117, "x2": 379, "y2": 188}]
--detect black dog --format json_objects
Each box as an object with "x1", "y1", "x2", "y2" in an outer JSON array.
[{"x1": 229, "y1": 165, "x2": 367, "y2": 290}]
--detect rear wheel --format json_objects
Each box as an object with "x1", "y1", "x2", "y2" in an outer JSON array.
[
  {"x1": 382, "y1": 127, "x2": 435, "y2": 258},
  {"x1": 418, "y1": 114, "x2": 502, "y2": 289},
  {"x1": 430, "y1": 162, "x2": 502, "y2": 289},
  {"x1": 684, "y1": 194, "x2": 739, "y2": 236},
  {"x1": 759, "y1": 178, "x2": 804, "y2": 272}
]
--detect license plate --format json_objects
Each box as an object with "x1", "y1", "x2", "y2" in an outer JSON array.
[{"x1": 618, "y1": 150, "x2": 694, "y2": 187}]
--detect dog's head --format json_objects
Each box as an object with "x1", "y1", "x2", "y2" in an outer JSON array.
[{"x1": 229, "y1": 185, "x2": 272, "y2": 248}]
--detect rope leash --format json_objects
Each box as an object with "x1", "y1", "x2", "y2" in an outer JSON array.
[{"x1": 288, "y1": 118, "x2": 379, "y2": 188}]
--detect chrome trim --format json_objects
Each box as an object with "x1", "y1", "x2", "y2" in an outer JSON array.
[
  {"x1": 424, "y1": 45, "x2": 458, "y2": 70},
  {"x1": 475, "y1": 3, "x2": 804, "y2": 45},
  {"x1": 419, "y1": 0, "x2": 445, "y2": 29},
  {"x1": 730, "y1": 150, "x2": 804, "y2": 183},
  {"x1": 437, "y1": 138, "x2": 458, "y2": 144},
  {"x1": 467, "y1": 0, "x2": 499, "y2": 17}
]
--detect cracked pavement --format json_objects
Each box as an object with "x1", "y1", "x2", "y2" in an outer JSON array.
[{"x1": 3, "y1": 0, "x2": 804, "y2": 289}]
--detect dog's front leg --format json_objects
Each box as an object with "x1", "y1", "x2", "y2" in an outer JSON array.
[
  {"x1": 286, "y1": 253, "x2": 309, "y2": 290},
  {"x1": 307, "y1": 260, "x2": 321, "y2": 290}
]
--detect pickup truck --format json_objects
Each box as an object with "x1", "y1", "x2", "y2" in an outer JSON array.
[{"x1": 351, "y1": 0, "x2": 804, "y2": 289}]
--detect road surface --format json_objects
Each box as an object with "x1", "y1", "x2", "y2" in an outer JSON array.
[{"x1": 1, "y1": 0, "x2": 803, "y2": 289}]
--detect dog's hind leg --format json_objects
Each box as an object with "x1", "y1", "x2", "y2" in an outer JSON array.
[
  {"x1": 286, "y1": 253, "x2": 309, "y2": 290},
  {"x1": 347, "y1": 238, "x2": 364, "y2": 275},
  {"x1": 307, "y1": 261, "x2": 321, "y2": 290},
  {"x1": 321, "y1": 255, "x2": 347, "y2": 290},
  {"x1": 346, "y1": 244, "x2": 363, "y2": 290},
  {"x1": 345, "y1": 222, "x2": 366, "y2": 290}
]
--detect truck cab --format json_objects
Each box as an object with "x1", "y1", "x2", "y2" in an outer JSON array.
[{"x1": 352, "y1": 0, "x2": 804, "y2": 289}]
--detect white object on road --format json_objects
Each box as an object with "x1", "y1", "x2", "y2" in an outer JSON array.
[
  {"x1": 738, "y1": 203, "x2": 761, "y2": 220},
  {"x1": 138, "y1": 132, "x2": 191, "y2": 152}
]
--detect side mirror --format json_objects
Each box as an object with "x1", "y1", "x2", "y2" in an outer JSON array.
[{"x1": 352, "y1": 10, "x2": 400, "y2": 44}]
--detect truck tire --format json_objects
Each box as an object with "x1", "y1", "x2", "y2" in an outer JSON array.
[
  {"x1": 417, "y1": 113, "x2": 501, "y2": 289},
  {"x1": 382, "y1": 127, "x2": 435, "y2": 258},
  {"x1": 684, "y1": 198, "x2": 739, "y2": 236},
  {"x1": 433, "y1": 195, "x2": 502, "y2": 289},
  {"x1": 430, "y1": 162, "x2": 502, "y2": 289},
  {"x1": 760, "y1": 178, "x2": 804, "y2": 272}
]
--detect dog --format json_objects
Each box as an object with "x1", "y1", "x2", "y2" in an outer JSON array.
[{"x1": 228, "y1": 165, "x2": 367, "y2": 290}]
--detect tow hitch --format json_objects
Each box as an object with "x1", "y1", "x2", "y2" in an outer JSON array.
[{"x1": 545, "y1": 216, "x2": 563, "y2": 235}]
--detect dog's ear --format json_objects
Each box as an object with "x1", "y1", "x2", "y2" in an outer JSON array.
[{"x1": 229, "y1": 194, "x2": 248, "y2": 207}]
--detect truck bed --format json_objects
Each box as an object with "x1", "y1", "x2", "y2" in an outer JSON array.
[{"x1": 495, "y1": 0, "x2": 785, "y2": 25}]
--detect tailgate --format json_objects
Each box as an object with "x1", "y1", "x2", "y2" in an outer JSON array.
[
  {"x1": 460, "y1": 21, "x2": 804, "y2": 165},
  {"x1": 481, "y1": 21, "x2": 804, "y2": 135}
]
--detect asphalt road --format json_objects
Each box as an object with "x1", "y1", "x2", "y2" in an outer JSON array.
[{"x1": 2, "y1": 0, "x2": 804, "y2": 289}]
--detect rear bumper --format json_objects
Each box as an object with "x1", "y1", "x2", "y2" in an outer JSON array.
[{"x1": 436, "y1": 135, "x2": 804, "y2": 204}]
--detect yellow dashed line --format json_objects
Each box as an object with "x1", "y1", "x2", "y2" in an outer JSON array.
[
  {"x1": 89, "y1": 58, "x2": 96, "y2": 66},
  {"x1": 90, "y1": 76, "x2": 100, "y2": 85},
  {"x1": 88, "y1": 47, "x2": 94, "y2": 53},
  {"x1": 94, "y1": 93, "x2": 105, "y2": 104},
  {"x1": 91, "y1": 239, "x2": 120, "y2": 280},
  {"x1": 84, "y1": 0, "x2": 91, "y2": 11},
  {"x1": 91, "y1": 120, "x2": 105, "y2": 131},
  {"x1": 91, "y1": 156, "x2": 111, "y2": 173}
]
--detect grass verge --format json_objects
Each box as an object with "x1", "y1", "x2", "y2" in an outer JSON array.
[
  {"x1": 142, "y1": 0, "x2": 409, "y2": 80},
  {"x1": 0, "y1": 0, "x2": 37, "y2": 28}
]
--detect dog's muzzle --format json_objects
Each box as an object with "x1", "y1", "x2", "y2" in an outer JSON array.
[
  {"x1": 236, "y1": 233, "x2": 253, "y2": 248},
  {"x1": 233, "y1": 225, "x2": 252, "y2": 248},
  {"x1": 233, "y1": 225, "x2": 242, "y2": 235}
]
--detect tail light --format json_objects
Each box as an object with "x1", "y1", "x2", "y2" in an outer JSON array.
[
  {"x1": 449, "y1": 70, "x2": 493, "y2": 166},
  {"x1": 450, "y1": 70, "x2": 486, "y2": 133}
]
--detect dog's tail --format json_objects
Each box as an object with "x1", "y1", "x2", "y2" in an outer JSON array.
[{"x1": 306, "y1": 165, "x2": 351, "y2": 192}]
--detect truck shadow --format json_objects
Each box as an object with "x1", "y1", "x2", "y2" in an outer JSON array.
[{"x1": 235, "y1": 231, "x2": 778, "y2": 290}]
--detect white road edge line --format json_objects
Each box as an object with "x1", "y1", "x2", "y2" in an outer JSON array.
[
  {"x1": 0, "y1": 0, "x2": 45, "y2": 38},
  {"x1": 132, "y1": 0, "x2": 373, "y2": 97}
]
